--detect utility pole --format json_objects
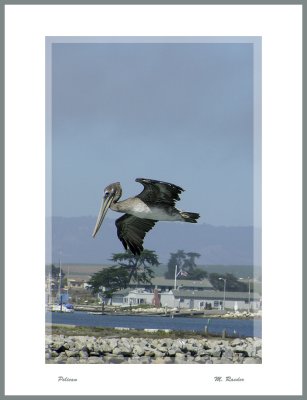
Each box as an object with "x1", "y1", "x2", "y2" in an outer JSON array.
[
  {"x1": 58, "y1": 257, "x2": 62, "y2": 312},
  {"x1": 219, "y1": 277, "x2": 226, "y2": 310},
  {"x1": 174, "y1": 265, "x2": 178, "y2": 290},
  {"x1": 48, "y1": 270, "x2": 52, "y2": 304},
  {"x1": 248, "y1": 277, "x2": 251, "y2": 313}
]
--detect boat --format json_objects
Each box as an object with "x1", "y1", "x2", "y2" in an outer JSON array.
[{"x1": 51, "y1": 303, "x2": 74, "y2": 313}]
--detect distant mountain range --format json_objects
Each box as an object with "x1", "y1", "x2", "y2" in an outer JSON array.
[{"x1": 48, "y1": 216, "x2": 260, "y2": 267}]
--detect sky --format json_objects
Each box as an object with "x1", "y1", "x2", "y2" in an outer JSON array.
[{"x1": 50, "y1": 40, "x2": 258, "y2": 227}]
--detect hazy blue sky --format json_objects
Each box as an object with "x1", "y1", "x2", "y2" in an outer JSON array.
[{"x1": 51, "y1": 40, "x2": 257, "y2": 226}]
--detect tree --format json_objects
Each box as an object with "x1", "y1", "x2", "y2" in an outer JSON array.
[
  {"x1": 45, "y1": 264, "x2": 66, "y2": 289},
  {"x1": 208, "y1": 273, "x2": 248, "y2": 292},
  {"x1": 165, "y1": 250, "x2": 186, "y2": 279},
  {"x1": 110, "y1": 249, "x2": 160, "y2": 283},
  {"x1": 165, "y1": 250, "x2": 203, "y2": 280},
  {"x1": 45, "y1": 264, "x2": 66, "y2": 279},
  {"x1": 187, "y1": 268, "x2": 208, "y2": 280},
  {"x1": 87, "y1": 249, "x2": 160, "y2": 296},
  {"x1": 87, "y1": 266, "x2": 130, "y2": 296},
  {"x1": 183, "y1": 252, "x2": 201, "y2": 272}
]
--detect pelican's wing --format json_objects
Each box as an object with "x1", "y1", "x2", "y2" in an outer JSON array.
[
  {"x1": 115, "y1": 214, "x2": 157, "y2": 255},
  {"x1": 135, "y1": 178, "x2": 184, "y2": 206}
]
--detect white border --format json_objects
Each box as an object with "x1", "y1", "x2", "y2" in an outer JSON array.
[{"x1": 5, "y1": 4, "x2": 302, "y2": 396}]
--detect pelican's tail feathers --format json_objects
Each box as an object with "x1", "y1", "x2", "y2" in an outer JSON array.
[{"x1": 180, "y1": 211, "x2": 200, "y2": 223}]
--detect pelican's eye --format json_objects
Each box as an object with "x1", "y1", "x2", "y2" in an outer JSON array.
[{"x1": 104, "y1": 188, "x2": 114, "y2": 197}]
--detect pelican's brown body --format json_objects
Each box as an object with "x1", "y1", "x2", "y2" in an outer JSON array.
[{"x1": 92, "y1": 178, "x2": 200, "y2": 255}]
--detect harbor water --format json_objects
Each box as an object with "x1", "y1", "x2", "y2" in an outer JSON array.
[{"x1": 46, "y1": 311, "x2": 261, "y2": 338}]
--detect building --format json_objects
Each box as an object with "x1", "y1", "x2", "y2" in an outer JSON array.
[
  {"x1": 128, "y1": 277, "x2": 214, "y2": 292},
  {"x1": 112, "y1": 287, "x2": 261, "y2": 311},
  {"x1": 171, "y1": 289, "x2": 261, "y2": 311},
  {"x1": 66, "y1": 276, "x2": 90, "y2": 290}
]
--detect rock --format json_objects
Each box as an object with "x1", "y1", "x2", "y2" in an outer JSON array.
[
  {"x1": 119, "y1": 346, "x2": 132, "y2": 357},
  {"x1": 172, "y1": 339, "x2": 187, "y2": 352},
  {"x1": 54, "y1": 353, "x2": 67, "y2": 363},
  {"x1": 133, "y1": 345, "x2": 145, "y2": 357},
  {"x1": 157, "y1": 339, "x2": 168, "y2": 347},
  {"x1": 108, "y1": 339, "x2": 119, "y2": 350},
  {"x1": 186, "y1": 344, "x2": 198, "y2": 355},
  {"x1": 234, "y1": 348, "x2": 249, "y2": 357},
  {"x1": 66, "y1": 357, "x2": 78, "y2": 364},
  {"x1": 87, "y1": 356, "x2": 103, "y2": 364},
  {"x1": 103, "y1": 355, "x2": 125, "y2": 364},
  {"x1": 254, "y1": 339, "x2": 262, "y2": 351},
  {"x1": 230, "y1": 338, "x2": 243, "y2": 347},
  {"x1": 54, "y1": 344, "x2": 67, "y2": 353},
  {"x1": 93, "y1": 345, "x2": 102, "y2": 354},
  {"x1": 203, "y1": 356, "x2": 213, "y2": 364},
  {"x1": 156, "y1": 346, "x2": 168, "y2": 354},
  {"x1": 101, "y1": 342, "x2": 112, "y2": 353},
  {"x1": 112, "y1": 347, "x2": 122, "y2": 355},
  {"x1": 84, "y1": 341, "x2": 94, "y2": 352},
  {"x1": 80, "y1": 345, "x2": 90, "y2": 353},
  {"x1": 245, "y1": 345, "x2": 256, "y2": 357},
  {"x1": 212, "y1": 358, "x2": 233, "y2": 364},
  {"x1": 65, "y1": 350, "x2": 79, "y2": 357},
  {"x1": 199, "y1": 339, "x2": 208, "y2": 346},
  {"x1": 167, "y1": 348, "x2": 177, "y2": 357},
  {"x1": 162, "y1": 356, "x2": 173, "y2": 364},
  {"x1": 194, "y1": 355, "x2": 207, "y2": 363},
  {"x1": 145, "y1": 349, "x2": 156, "y2": 357},
  {"x1": 79, "y1": 351, "x2": 89, "y2": 359},
  {"x1": 46, "y1": 334, "x2": 262, "y2": 365},
  {"x1": 128, "y1": 356, "x2": 151, "y2": 364},
  {"x1": 221, "y1": 348, "x2": 234, "y2": 360},
  {"x1": 64, "y1": 339, "x2": 75, "y2": 348},
  {"x1": 198, "y1": 349, "x2": 211, "y2": 357},
  {"x1": 45, "y1": 336, "x2": 53, "y2": 345},
  {"x1": 233, "y1": 353, "x2": 244, "y2": 363},
  {"x1": 243, "y1": 357, "x2": 261, "y2": 364},
  {"x1": 89, "y1": 351, "x2": 100, "y2": 357},
  {"x1": 137, "y1": 356, "x2": 152, "y2": 364},
  {"x1": 152, "y1": 357, "x2": 167, "y2": 364},
  {"x1": 175, "y1": 353, "x2": 186, "y2": 361},
  {"x1": 210, "y1": 346, "x2": 223, "y2": 358},
  {"x1": 120, "y1": 338, "x2": 132, "y2": 348},
  {"x1": 153, "y1": 350, "x2": 164, "y2": 358}
]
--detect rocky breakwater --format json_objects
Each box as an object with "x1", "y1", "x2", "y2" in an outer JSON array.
[
  {"x1": 46, "y1": 335, "x2": 262, "y2": 364},
  {"x1": 220, "y1": 311, "x2": 262, "y2": 319}
]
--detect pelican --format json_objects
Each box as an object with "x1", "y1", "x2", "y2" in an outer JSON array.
[{"x1": 92, "y1": 178, "x2": 200, "y2": 255}]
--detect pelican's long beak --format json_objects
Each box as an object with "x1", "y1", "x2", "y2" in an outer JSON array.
[{"x1": 92, "y1": 192, "x2": 115, "y2": 238}]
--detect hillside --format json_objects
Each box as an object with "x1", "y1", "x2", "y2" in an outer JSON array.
[{"x1": 49, "y1": 216, "x2": 260, "y2": 267}]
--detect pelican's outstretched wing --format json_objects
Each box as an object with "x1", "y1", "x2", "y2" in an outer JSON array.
[
  {"x1": 115, "y1": 214, "x2": 157, "y2": 255},
  {"x1": 135, "y1": 178, "x2": 184, "y2": 206}
]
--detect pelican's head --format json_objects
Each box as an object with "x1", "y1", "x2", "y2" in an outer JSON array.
[{"x1": 92, "y1": 182, "x2": 122, "y2": 238}]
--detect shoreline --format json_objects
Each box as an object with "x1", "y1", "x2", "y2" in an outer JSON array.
[
  {"x1": 47, "y1": 323, "x2": 259, "y2": 339},
  {"x1": 66, "y1": 306, "x2": 262, "y2": 319}
]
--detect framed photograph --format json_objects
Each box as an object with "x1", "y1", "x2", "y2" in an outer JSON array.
[{"x1": 4, "y1": 3, "x2": 302, "y2": 397}]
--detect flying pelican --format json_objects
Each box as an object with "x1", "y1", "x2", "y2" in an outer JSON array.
[{"x1": 92, "y1": 178, "x2": 200, "y2": 256}]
